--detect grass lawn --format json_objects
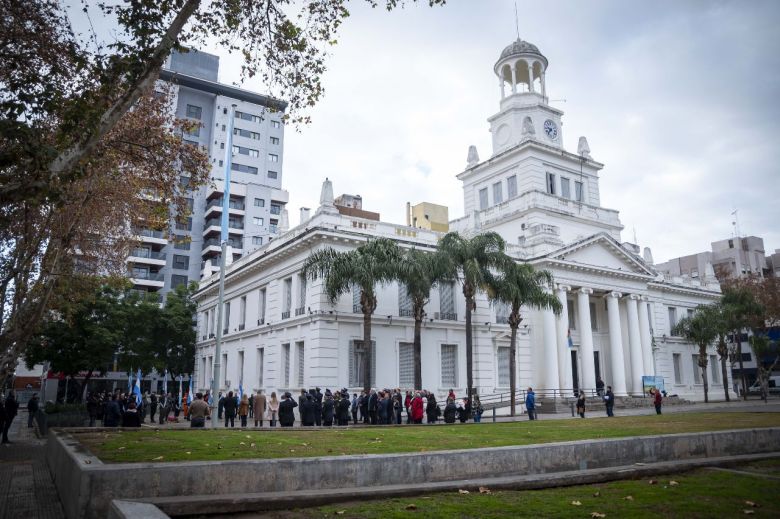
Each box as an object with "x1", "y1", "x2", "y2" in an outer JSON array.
[
  {"x1": 296, "y1": 460, "x2": 780, "y2": 518},
  {"x1": 75, "y1": 411, "x2": 780, "y2": 463}
]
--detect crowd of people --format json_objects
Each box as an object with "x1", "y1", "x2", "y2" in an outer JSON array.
[{"x1": 85, "y1": 390, "x2": 200, "y2": 428}]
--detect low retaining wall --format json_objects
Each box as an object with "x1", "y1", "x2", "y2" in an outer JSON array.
[{"x1": 48, "y1": 427, "x2": 780, "y2": 519}]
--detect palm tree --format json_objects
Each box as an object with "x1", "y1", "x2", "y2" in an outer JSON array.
[
  {"x1": 709, "y1": 302, "x2": 734, "y2": 402},
  {"x1": 302, "y1": 238, "x2": 401, "y2": 393},
  {"x1": 673, "y1": 305, "x2": 719, "y2": 403},
  {"x1": 438, "y1": 231, "x2": 509, "y2": 405},
  {"x1": 748, "y1": 334, "x2": 779, "y2": 402},
  {"x1": 394, "y1": 248, "x2": 450, "y2": 390},
  {"x1": 486, "y1": 262, "x2": 562, "y2": 416},
  {"x1": 721, "y1": 286, "x2": 765, "y2": 399}
]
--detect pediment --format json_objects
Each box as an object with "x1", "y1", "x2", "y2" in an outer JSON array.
[{"x1": 547, "y1": 233, "x2": 655, "y2": 276}]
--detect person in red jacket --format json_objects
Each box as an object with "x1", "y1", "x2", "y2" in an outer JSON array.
[
  {"x1": 652, "y1": 387, "x2": 663, "y2": 415},
  {"x1": 410, "y1": 392, "x2": 424, "y2": 424}
]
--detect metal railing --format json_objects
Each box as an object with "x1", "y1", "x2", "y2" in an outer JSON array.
[
  {"x1": 129, "y1": 249, "x2": 166, "y2": 260},
  {"x1": 204, "y1": 218, "x2": 244, "y2": 230},
  {"x1": 203, "y1": 238, "x2": 243, "y2": 249},
  {"x1": 295, "y1": 307, "x2": 306, "y2": 316},
  {"x1": 281, "y1": 310, "x2": 290, "y2": 319},
  {"x1": 130, "y1": 271, "x2": 164, "y2": 281},
  {"x1": 435, "y1": 312, "x2": 458, "y2": 321},
  {"x1": 399, "y1": 309, "x2": 414, "y2": 317},
  {"x1": 206, "y1": 198, "x2": 246, "y2": 211},
  {"x1": 137, "y1": 229, "x2": 165, "y2": 239}
]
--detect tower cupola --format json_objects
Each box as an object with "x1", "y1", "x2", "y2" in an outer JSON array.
[{"x1": 494, "y1": 38, "x2": 548, "y2": 100}]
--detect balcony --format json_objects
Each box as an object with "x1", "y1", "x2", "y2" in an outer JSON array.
[
  {"x1": 204, "y1": 198, "x2": 246, "y2": 218},
  {"x1": 127, "y1": 249, "x2": 166, "y2": 266},
  {"x1": 130, "y1": 270, "x2": 165, "y2": 288},
  {"x1": 435, "y1": 312, "x2": 458, "y2": 321},
  {"x1": 136, "y1": 228, "x2": 167, "y2": 245},
  {"x1": 295, "y1": 307, "x2": 306, "y2": 316},
  {"x1": 202, "y1": 217, "x2": 244, "y2": 237},
  {"x1": 201, "y1": 238, "x2": 243, "y2": 256},
  {"x1": 281, "y1": 310, "x2": 290, "y2": 319},
  {"x1": 399, "y1": 309, "x2": 414, "y2": 318}
]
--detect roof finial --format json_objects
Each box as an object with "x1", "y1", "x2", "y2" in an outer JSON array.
[{"x1": 514, "y1": 2, "x2": 520, "y2": 40}]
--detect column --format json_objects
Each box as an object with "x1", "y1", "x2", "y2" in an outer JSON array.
[
  {"x1": 541, "y1": 72, "x2": 547, "y2": 98},
  {"x1": 499, "y1": 77, "x2": 505, "y2": 99},
  {"x1": 605, "y1": 292, "x2": 627, "y2": 396},
  {"x1": 542, "y1": 304, "x2": 560, "y2": 390},
  {"x1": 527, "y1": 63, "x2": 535, "y2": 93},
  {"x1": 555, "y1": 285, "x2": 572, "y2": 391},
  {"x1": 577, "y1": 288, "x2": 596, "y2": 390},
  {"x1": 638, "y1": 297, "x2": 654, "y2": 376},
  {"x1": 511, "y1": 65, "x2": 517, "y2": 94},
  {"x1": 626, "y1": 294, "x2": 645, "y2": 396}
]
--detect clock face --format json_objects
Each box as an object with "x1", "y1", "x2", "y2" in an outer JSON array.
[{"x1": 544, "y1": 119, "x2": 558, "y2": 140}]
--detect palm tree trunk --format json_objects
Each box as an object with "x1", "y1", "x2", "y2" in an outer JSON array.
[
  {"x1": 363, "y1": 310, "x2": 372, "y2": 394},
  {"x1": 413, "y1": 305, "x2": 423, "y2": 390},
  {"x1": 736, "y1": 329, "x2": 747, "y2": 400},
  {"x1": 465, "y1": 295, "x2": 474, "y2": 404},
  {"x1": 700, "y1": 346, "x2": 709, "y2": 403},
  {"x1": 509, "y1": 324, "x2": 518, "y2": 416},
  {"x1": 721, "y1": 355, "x2": 729, "y2": 402}
]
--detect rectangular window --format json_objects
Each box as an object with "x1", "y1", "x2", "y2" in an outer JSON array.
[
  {"x1": 710, "y1": 355, "x2": 719, "y2": 384},
  {"x1": 692, "y1": 355, "x2": 701, "y2": 384},
  {"x1": 352, "y1": 285, "x2": 361, "y2": 313},
  {"x1": 441, "y1": 344, "x2": 458, "y2": 387},
  {"x1": 589, "y1": 302, "x2": 598, "y2": 331},
  {"x1": 233, "y1": 128, "x2": 261, "y2": 140},
  {"x1": 567, "y1": 300, "x2": 576, "y2": 330},
  {"x1": 268, "y1": 153, "x2": 279, "y2": 162},
  {"x1": 560, "y1": 177, "x2": 571, "y2": 199},
  {"x1": 180, "y1": 175, "x2": 190, "y2": 188},
  {"x1": 398, "y1": 284, "x2": 413, "y2": 317},
  {"x1": 222, "y1": 353, "x2": 228, "y2": 384},
  {"x1": 439, "y1": 282, "x2": 456, "y2": 320},
  {"x1": 497, "y1": 346, "x2": 510, "y2": 387},
  {"x1": 270, "y1": 136, "x2": 280, "y2": 145},
  {"x1": 173, "y1": 237, "x2": 190, "y2": 250},
  {"x1": 271, "y1": 120, "x2": 281, "y2": 128},
  {"x1": 687, "y1": 308, "x2": 695, "y2": 319},
  {"x1": 175, "y1": 217, "x2": 192, "y2": 231},
  {"x1": 399, "y1": 342, "x2": 414, "y2": 387},
  {"x1": 495, "y1": 301, "x2": 510, "y2": 324},
  {"x1": 172, "y1": 254, "x2": 189, "y2": 270},
  {"x1": 575, "y1": 181, "x2": 584, "y2": 202},
  {"x1": 507, "y1": 175, "x2": 518, "y2": 199},
  {"x1": 256, "y1": 348, "x2": 264, "y2": 387},
  {"x1": 235, "y1": 111, "x2": 262, "y2": 123},
  {"x1": 171, "y1": 274, "x2": 188, "y2": 289},
  {"x1": 186, "y1": 104, "x2": 202, "y2": 119},
  {"x1": 238, "y1": 350, "x2": 245, "y2": 386},
  {"x1": 258, "y1": 288, "x2": 266, "y2": 325},
  {"x1": 492, "y1": 182, "x2": 503, "y2": 204},
  {"x1": 673, "y1": 353, "x2": 682, "y2": 384},
  {"x1": 239, "y1": 295, "x2": 247, "y2": 329},
  {"x1": 741, "y1": 352, "x2": 752, "y2": 362},
  {"x1": 232, "y1": 145, "x2": 260, "y2": 158},
  {"x1": 282, "y1": 344, "x2": 290, "y2": 387},
  {"x1": 254, "y1": 198, "x2": 265, "y2": 207},
  {"x1": 270, "y1": 203, "x2": 282, "y2": 215},
  {"x1": 252, "y1": 236, "x2": 263, "y2": 246},
  {"x1": 224, "y1": 302, "x2": 231, "y2": 334},
  {"x1": 283, "y1": 277, "x2": 292, "y2": 315},
  {"x1": 349, "y1": 340, "x2": 376, "y2": 388},
  {"x1": 268, "y1": 171, "x2": 278, "y2": 179},
  {"x1": 546, "y1": 172, "x2": 556, "y2": 195},
  {"x1": 296, "y1": 342, "x2": 305, "y2": 386},
  {"x1": 231, "y1": 162, "x2": 258, "y2": 175},
  {"x1": 478, "y1": 188, "x2": 488, "y2": 210},
  {"x1": 184, "y1": 125, "x2": 200, "y2": 137},
  {"x1": 297, "y1": 273, "x2": 307, "y2": 312},
  {"x1": 668, "y1": 307, "x2": 678, "y2": 335},
  {"x1": 253, "y1": 217, "x2": 264, "y2": 226},
  {"x1": 269, "y1": 220, "x2": 278, "y2": 233}
]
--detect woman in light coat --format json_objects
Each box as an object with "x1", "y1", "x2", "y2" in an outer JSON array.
[{"x1": 267, "y1": 392, "x2": 280, "y2": 427}]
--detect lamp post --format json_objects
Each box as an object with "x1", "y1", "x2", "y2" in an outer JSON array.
[{"x1": 211, "y1": 104, "x2": 237, "y2": 428}]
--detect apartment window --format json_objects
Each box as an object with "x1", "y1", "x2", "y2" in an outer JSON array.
[
  {"x1": 297, "y1": 273, "x2": 307, "y2": 312},
  {"x1": 495, "y1": 301, "x2": 510, "y2": 324},
  {"x1": 589, "y1": 302, "x2": 598, "y2": 331},
  {"x1": 233, "y1": 145, "x2": 260, "y2": 158},
  {"x1": 560, "y1": 177, "x2": 571, "y2": 199},
  {"x1": 176, "y1": 217, "x2": 192, "y2": 231},
  {"x1": 270, "y1": 203, "x2": 282, "y2": 215},
  {"x1": 349, "y1": 340, "x2": 376, "y2": 388},
  {"x1": 238, "y1": 350, "x2": 245, "y2": 386},
  {"x1": 439, "y1": 282, "x2": 456, "y2": 320},
  {"x1": 478, "y1": 188, "x2": 488, "y2": 210},
  {"x1": 269, "y1": 220, "x2": 278, "y2": 233},
  {"x1": 252, "y1": 236, "x2": 263, "y2": 246},
  {"x1": 493, "y1": 182, "x2": 503, "y2": 204},
  {"x1": 271, "y1": 120, "x2": 281, "y2": 128},
  {"x1": 282, "y1": 277, "x2": 292, "y2": 316},
  {"x1": 222, "y1": 353, "x2": 228, "y2": 383},
  {"x1": 268, "y1": 171, "x2": 278, "y2": 179},
  {"x1": 673, "y1": 353, "x2": 682, "y2": 384},
  {"x1": 172, "y1": 254, "x2": 189, "y2": 270},
  {"x1": 567, "y1": 300, "x2": 576, "y2": 330},
  {"x1": 253, "y1": 217, "x2": 264, "y2": 226},
  {"x1": 268, "y1": 153, "x2": 279, "y2": 162},
  {"x1": 131, "y1": 246, "x2": 150, "y2": 258},
  {"x1": 186, "y1": 104, "x2": 202, "y2": 119},
  {"x1": 741, "y1": 352, "x2": 752, "y2": 362},
  {"x1": 497, "y1": 347, "x2": 510, "y2": 387},
  {"x1": 687, "y1": 308, "x2": 695, "y2": 319},
  {"x1": 710, "y1": 355, "x2": 720, "y2": 384},
  {"x1": 507, "y1": 175, "x2": 518, "y2": 199},
  {"x1": 352, "y1": 284, "x2": 361, "y2": 313},
  {"x1": 254, "y1": 198, "x2": 265, "y2": 207},
  {"x1": 208, "y1": 309, "x2": 215, "y2": 337},
  {"x1": 296, "y1": 341, "x2": 305, "y2": 386},
  {"x1": 692, "y1": 355, "x2": 701, "y2": 384},
  {"x1": 174, "y1": 237, "x2": 190, "y2": 250},
  {"x1": 575, "y1": 181, "x2": 584, "y2": 202},
  {"x1": 398, "y1": 284, "x2": 413, "y2": 317},
  {"x1": 668, "y1": 307, "x2": 678, "y2": 335},
  {"x1": 399, "y1": 342, "x2": 414, "y2": 387},
  {"x1": 282, "y1": 344, "x2": 290, "y2": 387},
  {"x1": 234, "y1": 128, "x2": 261, "y2": 140},
  {"x1": 180, "y1": 175, "x2": 190, "y2": 187},
  {"x1": 171, "y1": 274, "x2": 188, "y2": 289},
  {"x1": 258, "y1": 288, "x2": 266, "y2": 325},
  {"x1": 235, "y1": 110, "x2": 262, "y2": 123},
  {"x1": 224, "y1": 301, "x2": 231, "y2": 334},
  {"x1": 256, "y1": 348, "x2": 264, "y2": 387},
  {"x1": 546, "y1": 172, "x2": 556, "y2": 195},
  {"x1": 231, "y1": 162, "x2": 258, "y2": 175},
  {"x1": 270, "y1": 136, "x2": 280, "y2": 145},
  {"x1": 441, "y1": 344, "x2": 458, "y2": 387},
  {"x1": 184, "y1": 125, "x2": 200, "y2": 137},
  {"x1": 239, "y1": 295, "x2": 247, "y2": 329}
]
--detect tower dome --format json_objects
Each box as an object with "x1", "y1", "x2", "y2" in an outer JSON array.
[{"x1": 494, "y1": 38, "x2": 548, "y2": 99}]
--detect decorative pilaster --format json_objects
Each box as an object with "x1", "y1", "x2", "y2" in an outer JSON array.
[
  {"x1": 605, "y1": 292, "x2": 627, "y2": 396},
  {"x1": 542, "y1": 303, "x2": 559, "y2": 390},
  {"x1": 638, "y1": 297, "x2": 654, "y2": 375},
  {"x1": 555, "y1": 285, "x2": 572, "y2": 391},
  {"x1": 626, "y1": 294, "x2": 645, "y2": 395},
  {"x1": 577, "y1": 288, "x2": 596, "y2": 390}
]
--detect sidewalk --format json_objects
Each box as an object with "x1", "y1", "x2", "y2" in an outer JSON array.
[{"x1": 0, "y1": 410, "x2": 65, "y2": 519}]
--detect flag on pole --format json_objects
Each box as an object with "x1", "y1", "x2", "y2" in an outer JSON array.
[
  {"x1": 208, "y1": 379, "x2": 214, "y2": 405},
  {"x1": 567, "y1": 329, "x2": 574, "y2": 348},
  {"x1": 162, "y1": 370, "x2": 168, "y2": 396},
  {"x1": 187, "y1": 372, "x2": 195, "y2": 405},
  {"x1": 237, "y1": 381, "x2": 243, "y2": 402},
  {"x1": 133, "y1": 368, "x2": 142, "y2": 405},
  {"x1": 127, "y1": 371, "x2": 133, "y2": 393},
  {"x1": 178, "y1": 375, "x2": 183, "y2": 407}
]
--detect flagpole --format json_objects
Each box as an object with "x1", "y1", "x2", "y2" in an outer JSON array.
[{"x1": 211, "y1": 104, "x2": 237, "y2": 429}]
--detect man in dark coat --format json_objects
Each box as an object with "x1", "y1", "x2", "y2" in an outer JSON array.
[
  {"x1": 337, "y1": 390, "x2": 351, "y2": 426},
  {"x1": 359, "y1": 391, "x2": 369, "y2": 424},
  {"x1": 86, "y1": 393, "x2": 99, "y2": 427},
  {"x1": 322, "y1": 390, "x2": 334, "y2": 426},
  {"x1": 217, "y1": 392, "x2": 224, "y2": 420},
  {"x1": 2, "y1": 392, "x2": 19, "y2": 442},
  {"x1": 121, "y1": 401, "x2": 142, "y2": 427},
  {"x1": 314, "y1": 388, "x2": 323, "y2": 426},
  {"x1": 149, "y1": 393, "x2": 158, "y2": 423},
  {"x1": 104, "y1": 394, "x2": 121, "y2": 427},
  {"x1": 300, "y1": 394, "x2": 315, "y2": 426},
  {"x1": 27, "y1": 393, "x2": 39, "y2": 428},
  {"x1": 368, "y1": 390, "x2": 378, "y2": 425},
  {"x1": 604, "y1": 386, "x2": 615, "y2": 417},
  {"x1": 443, "y1": 398, "x2": 457, "y2": 424},
  {"x1": 278, "y1": 392, "x2": 297, "y2": 427},
  {"x1": 223, "y1": 391, "x2": 237, "y2": 427},
  {"x1": 351, "y1": 393, "x2": 359, "y2": 424}
]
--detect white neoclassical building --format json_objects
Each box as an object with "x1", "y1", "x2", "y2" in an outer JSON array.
[{"x1": 193, "y1": 39, "x2": 725, "y2": 402}]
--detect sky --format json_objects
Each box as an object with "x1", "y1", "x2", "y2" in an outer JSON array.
[{"x1": 73, "y1": 0, "x2": 780, "y2": 263}]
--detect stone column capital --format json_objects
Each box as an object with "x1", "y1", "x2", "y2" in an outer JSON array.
[
  {"x1": 556, "y1": 284, "x2": 571, "y2": 293},
  {"x1": 578, "y1": 287, "x2": 593, "y2": 296},
  {"x1": 627, "y1": 293, "x2": 641, "y2": 301},
  {"x1": 605, "y1": 291, "x2": 623, "y2": 299}
]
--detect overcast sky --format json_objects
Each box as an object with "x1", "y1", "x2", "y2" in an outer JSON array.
[{"x1": 76, "y1": 0, "x2": 780, "y2": 263}]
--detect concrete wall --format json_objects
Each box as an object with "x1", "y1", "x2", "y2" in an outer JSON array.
[{"x1": 49, "y1": 427, "x2": 780, "y2": 519}]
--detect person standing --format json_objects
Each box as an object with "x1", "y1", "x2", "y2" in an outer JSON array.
[
  {"x1": 472, "y1": 396, "x2": 483, "y2": 423},
  {"x1": 104, "y1": 394, "x2": 121, "y2": 427},
  {"x1": 338, "y1": 390, "x2": 351, "y2": 426},
  {"x1": 27, "y1": 393, "x2": 39, "y2": 428},
  {"x1": 322, "y1": 390, "x2": 334, "y2": 426},
  {"x1": 596, "y1": 377, "x2": 605, "y2": 397},
  {"x1": 248, "y1": 393, "x2": 254, "y2": 420},
  {"x1": 576, "y1": 390, "x2": 586, "y2": 418},
  {"x1": 652, "y1": 387, "x2": 663, "y2": 415},
  {"x1": 443, "y1": 398, "x2": 457, "y2": 424},
  {"x1": 314, "y1": 388, "x2": 323, "y2": 426},
  {"x1": 300, "y1": 393, "x2": 315, "y2": 426},
  {"x1": 121, "y1": 401, "x2": 142, "y2": 427},
  {"x1": 525, "y1": 387, "x2": 537, "y2": 421},
  {"x1": 86, "y1": 393, "x2": 99, "y2": 427},
  {"x1": 267, "y1": 392, "x2": 280, "y2": 427},
  {"x1": 2, "y1": 392, "x2": 19, "y2": 443},
  {"x1": 149, "y1": 392, "x2": 158, "y2": 423},
  {"x1": 604, "y1": 386, "x2": 615, "y2": 417},
  {"x1": 253, "y1": 390, "x2": 267, "y2": 427},
  {"x1": 187, "y1": 393, "x2": 210, "y2": 427},
  {"x1": 238, "y1": 394, "x2": 250, "y2": 427},
  {"x1": 217, "y1": 392, "x2": 224, "y2": 420},
  {"x1": 393, "y1": 392, "x2": 403, "y2": 425},
  {"x1": 351, "y1": 393, "x2": 359, "y2": 424},
  {"x1": 223, "y1": 391, "x2": 237, "y2": 428},
  {"x1": 368, "y1": 390, "x2": 378, "y2": 425},
  {"x1": 278, "y1": 392, "x2": 297, "y2": 427},
  {"x1": 359, "y1": 391, "x2": 369, "y2": 424},
  {"x1": 410, "y1": 392, "x2": 424, "y2": 424},
  {"x1": 426, "y1": 392, "x2": 439, "y2": 424}
]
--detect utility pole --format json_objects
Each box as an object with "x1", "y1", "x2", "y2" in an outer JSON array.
[{"x1": 211, "y1": 104, "x2": 237, "y2": 428}]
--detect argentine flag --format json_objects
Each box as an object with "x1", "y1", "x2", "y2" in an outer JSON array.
[
  {"x1": 187, "y1": 372, "x2": 195, "y2": 405},
  {"x1": 127, "y1": 371, "x2": 132, "y2": 393},
  {"x1": 237, "y1": 382, "x2": 243, "y2": 402},
  {"x1": 178, "y1": 375, "x2": 183, "y2": 406},
  {"x1": 162, "y1": 370, "x2": 168, "y2": 396},
  {"x1": 133, "y1": 368, "x2": 142, "y2": 405}
]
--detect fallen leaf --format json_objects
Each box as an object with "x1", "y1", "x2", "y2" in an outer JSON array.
[
  {"x1": 745, "y1": 501, "x2": 759, "y2": 508},
  {"x1": 648, "y1": 480, "x2": 658, "y2": 485},
  {"x1": 571, "y1": 501, "x2": 582, "y2": 506},
  {"x1": 593, "y1": 491, "x2": 600, "y2": 497},
  {"x1": 336, "y1": 511, "x2": 345, "y2": 516},
  {"x1": 669, "y1": 481, "x2": 679, "y2": 486},
  {"x1": 405, "y1": 504, "x2": 417, "y2": 510},
  {"x1": 458, "y1": 489, "x2": 470, "y2": 494},
  {"x1": 250, "y1": 443, "x2": 256, "y2": 448},
  {"x1": 290, "y1": 449, "x2": 295, "y2": 452},
  {"x1": 245, "y1": 435, "x2": 251, "y2": 439},
  {"x1": 302, "y1": 442, "x2": 308, "y2": 446},
  {"x1": 239, "y1": 442, "x2": 246, "y2": 445},
  {"x1": 591, "y1": 513, "x2": 606, "y2": 518},
  {"x1": 152, "y1": 456, "x2": 164, "y2": 460},
  {"x1": 83, "y1": 460, "x2": 92, "y2": 464},
  {"x1": 117, "y1": 447, "x2": 125, "y2": 450},
  {"x1": 743, "y1": 510, "x2": 755, "y2": 515},
  {"x1": 479, "y1": 487, "x2": 491, "y2": 494}
]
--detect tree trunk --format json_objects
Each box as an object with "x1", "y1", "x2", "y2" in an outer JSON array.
[
  {"x1": 509, "y1": 324, "x2": 518, "y2": 417},
  {"x1": 736, "y1": 329, "x2": 747, "y2": 400},
  {"x1": 720, "y1": 355, "x2": 730, "y2": 402},
  {"x1": 413, "y1": 303, "x2": 423, "y2": 390},
  {"x1": 465, "y1": 292, "x2": 474, "y2": 405},
  {"x1": 700, "y1": 347, "x2": 709, "y2": 403},
  {"x1": 80, "y1": 370, "x2": 93, "y2": 402},
  {"x1": 363, "y1": 310, "x2": 372, "y2": 394}
]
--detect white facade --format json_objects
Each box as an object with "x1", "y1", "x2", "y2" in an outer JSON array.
[{"x1": 193, "y1": 39, "x2": 725, "y2": 402}]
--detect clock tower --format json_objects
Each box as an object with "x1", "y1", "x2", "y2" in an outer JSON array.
[{"x1": 489, "y1": 38, "x2": 564, "y2": 155}]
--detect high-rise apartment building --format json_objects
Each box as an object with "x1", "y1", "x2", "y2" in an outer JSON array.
[{"x1": 129, "y1": 50, "x2": 289, "y2": 298}]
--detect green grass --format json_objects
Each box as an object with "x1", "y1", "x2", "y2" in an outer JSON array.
[
  {"x1": 300, "y1": 462, "x2": 780, "y2": 518},
  {"x1": 75, "y1": 411, "x2": 780, "y2": 463}
]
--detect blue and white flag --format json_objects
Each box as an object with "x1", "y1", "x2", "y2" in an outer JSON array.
[
  {"x1": 237, "y1": 382, "x2": 243, "y2": 402},
  {"x1": 133, "y1": 368, "x2": 142, "y2": 405},
  {"x1": 208, "y1": 380, "x2": 214, "y2": 405},
  {"x1": 162, "y1": 370, "x2": 168, "y2": 396},
  {"x1": 187, "y1": 372, "x2": 195, "y2": 405},
  {"x1": 127, "y1": 371, "x2": 133, "y2": 393},
  {"x1": 178, "y1": 375, "x2": 183, "y2": 406}
]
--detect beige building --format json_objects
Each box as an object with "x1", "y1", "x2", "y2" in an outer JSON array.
[{"x1": 406, "y1": 202, "x2": 449, "y2": 232}]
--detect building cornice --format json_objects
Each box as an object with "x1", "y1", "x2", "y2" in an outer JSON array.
[{"x1": 160, "y1": 69, "x2": 288, "y2": 112}]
